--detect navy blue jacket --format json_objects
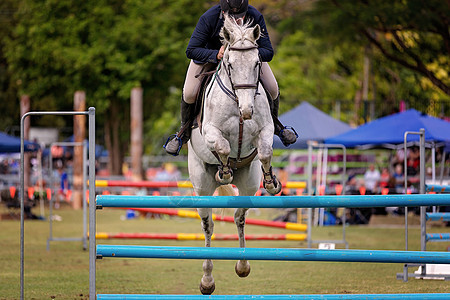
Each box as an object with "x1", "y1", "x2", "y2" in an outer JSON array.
[{"x1": 186, "y1": 5, "x2": 274, "y2": 64}]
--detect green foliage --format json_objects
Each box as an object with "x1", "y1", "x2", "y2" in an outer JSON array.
[
  {"x1": 0, "y1": 0, "x2": 20, "y2": 132},
  {"x1": 272, "y1": 30, "x2": 360, "y2": 117},
  {"x1": 6, "y1": 0, "x2": 206, "y2": 108},
  {"x1": 269, "y1": 0, "x2": 450, "y2": 122},
  {"x1": 309, "y1": 0, "x2": 450, "y2": 98},
  {"x1": 4, "y1": 0, "x2": 208, "y2": 167}
]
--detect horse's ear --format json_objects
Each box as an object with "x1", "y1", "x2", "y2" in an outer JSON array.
[{"x1": 252, "y1": 24, "x2": 261, "y2": 41}]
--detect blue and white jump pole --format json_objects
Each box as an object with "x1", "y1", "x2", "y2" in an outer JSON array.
[{"x1": 92, "y1": 193, "x2": 450, "y2": 299}]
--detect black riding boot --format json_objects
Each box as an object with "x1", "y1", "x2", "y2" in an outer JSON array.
[
  {"x1": 164, "y1": 99, "x2": 195, "y2": 156},
  {"x1": 271, "y1": 93, "x2": 298, "y2": 146}
]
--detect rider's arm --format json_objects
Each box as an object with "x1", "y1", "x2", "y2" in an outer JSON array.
[
  {"x1": 186, "y1": 15, "x2": 220, "y2": 64},
  {"x1": 254, "y1": 13, "x2": 274, "y2": 62}
]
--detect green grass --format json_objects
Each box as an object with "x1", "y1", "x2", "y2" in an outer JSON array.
[{"x1": 0, "y1": 206, "x2": 449, "y2": 299}]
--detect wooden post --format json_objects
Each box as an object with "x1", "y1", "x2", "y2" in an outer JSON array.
[
  {"x1": 20, "y1": 95, "x2": 30, "y2": 189},
  {"x1": 73, "y1": 91, "x2": 86, "y2": 209},
  {"x1": 130, "y1": 87, "x2": 143, "y2": 181}
]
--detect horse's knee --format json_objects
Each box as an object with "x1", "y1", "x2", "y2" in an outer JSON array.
[
  {"x1": 215, "y1": 140, "x2": 230, "y2": 158},
  {"x1": 258, "y1": 153, "x2": 271, "y2": 166},
  {"x1": 258, "y1": 143, "x2": 272, "y2": 161}
]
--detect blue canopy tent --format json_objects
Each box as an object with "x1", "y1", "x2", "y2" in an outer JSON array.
[
  {"x1": 273, "y1": 102, "x2": 352, "y2": 149},
  {"x1": 325, "y1": 109, "x2": 450, "y2": 149},
  {"x1": 0, "y1": 131, "x2": 40, "y2": 153}
]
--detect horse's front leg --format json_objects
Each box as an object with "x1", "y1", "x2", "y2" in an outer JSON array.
[
  {"x1": 197, "y1": 208, "x2": 215, "y2": 295},
  {"x1": 234, "y1": 208, "x2": 251, "y2": 277},
  {"x1": 257, "y1": 127, "x2": 281, "y2": 195},
  {"x1": 204, "y1": 124, "x2": 233, "y2": 184}
]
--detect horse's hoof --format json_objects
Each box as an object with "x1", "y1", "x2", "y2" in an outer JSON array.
[
  {"x1": 264, "y1": 178, "x2": 282, "y2": 195},
  {"x1": 235, "y1": 260, "x2": 251, "y2": 278},
  {"x1": 215, "y1": 170, "x2": 233, "y2": 185},
  {"x1": 199, "y1": 280, "x2": 215, "y2": 295}
]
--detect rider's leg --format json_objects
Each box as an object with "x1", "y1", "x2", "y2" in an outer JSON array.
[
  {"x1": 164, "y1": 98, "x2": 196, "y2": 155},
  {"x1": 260, "y1": 62, "x2": 297, "y2": 146},
  {"x1": 164, "y1": 61, "x2": 205, "y2": 156}
]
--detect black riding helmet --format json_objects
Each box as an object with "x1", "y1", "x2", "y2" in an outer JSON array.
[{"x1": 220, "y1": 0, "x2": 248, "y2": 19}]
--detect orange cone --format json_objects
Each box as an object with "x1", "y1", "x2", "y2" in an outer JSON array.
[
  {"x1": 335, "y1": 184, "x2": 343, "y2": 196},
  {"x1": 359, "y1": 186, "x2": 366, "y2": 195},
  {"x1": 9, "y1": 186, "x2": 16, "y2": 198},
  {"x1": 318, "y1": 185, "x2": 326, "y2": 196},
  {"x1": 27, "y1": 187, "x2": 34, "y2": 199}
]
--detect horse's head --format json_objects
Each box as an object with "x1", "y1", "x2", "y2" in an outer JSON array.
[{"x1": 220, "y1": 15, "x2": 262, "y2": 120}]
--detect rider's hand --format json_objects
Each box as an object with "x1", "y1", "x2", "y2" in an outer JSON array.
[{"x1": 217, "y1": 46, "x2": 225, "y2": 61}]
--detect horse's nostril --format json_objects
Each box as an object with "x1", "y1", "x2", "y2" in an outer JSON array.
[{"x1": 242, "y1": 110, "x2": 252, "y2": 120}]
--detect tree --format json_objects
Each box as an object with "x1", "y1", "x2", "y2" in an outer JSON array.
[
  {"x1": 272, "y1": 29, "x2": 361, "y2": 120},
  {"x1": 313, "y1": 0, "x2": 449, "y2": 97},
  {"x1": 266, "y1": 0, "x2": 449, "y2": 123},
  {"x1": 0, "y1": 0, "x2": 20, "y2": 132},
  {"x1": 5, "y1": 0, "x2": 208, "y2": 172}
]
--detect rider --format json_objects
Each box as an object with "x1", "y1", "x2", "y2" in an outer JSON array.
[{"x1": 164, "y1": 0, "x2": 298, "y2": 156}]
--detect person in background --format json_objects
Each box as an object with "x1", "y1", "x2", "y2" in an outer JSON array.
[
  {"x1": 0, "y1": 159, "x2": 9, "y2": 174},
  {"x1": 154, "y1": 163, "x2": 181, "y2": 182},
  {"x1": 56, "y1": 166, "x2": 70, "y2": 209},
  {"x1": 363, "y1": 163, "x2": 380, "y2": 194},
  {"x1": 379, "y1": 167, "x2": 390, "y2": 189},
  {"x1": 392, "y1": 163, "x2": 405, "y2": 190},
  {"x1": 406, "y1": 146, "x2": 420, "y2": 176}
]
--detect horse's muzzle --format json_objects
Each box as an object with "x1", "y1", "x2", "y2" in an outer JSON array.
[
  {"x1": 241, "y1": 110, "x2": 252, "y2": 120},
  {"x1": 240, "y1": 107, "x2": 253, "y2": 120}
]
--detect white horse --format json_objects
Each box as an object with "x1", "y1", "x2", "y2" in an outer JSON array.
[{"x1": 188, "y1": 15, "x2": 281, "y2": 295}]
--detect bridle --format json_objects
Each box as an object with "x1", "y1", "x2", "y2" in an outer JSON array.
[{"x1": 215, "y1": 43, "x2": 261, "y2": 106}]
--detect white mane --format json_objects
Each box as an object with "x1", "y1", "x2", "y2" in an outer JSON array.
[{"x1": 220, "y1": 13, "x2": 260, "y2": 47}]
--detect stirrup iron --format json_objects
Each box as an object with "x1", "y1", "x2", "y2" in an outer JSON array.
[
  {"x1": 279, "y1": 126, "x2": 298, "y2": 147},
  {"x1": 163, "y1": 134, "x2": 183, "y2": 156}
]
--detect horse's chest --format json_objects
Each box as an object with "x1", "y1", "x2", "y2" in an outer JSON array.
[
  {"x1": 221, "y1": 118, "x2": 258, "y2": 139},
  {"x1": 216, "y1": 119, "x2": 257, "y2": 158}
]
